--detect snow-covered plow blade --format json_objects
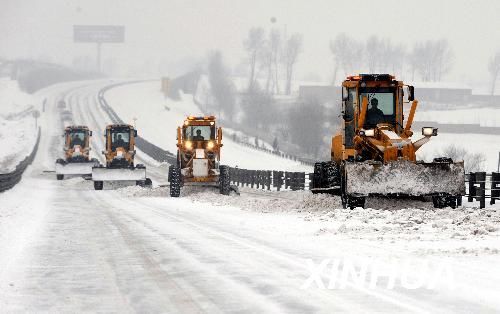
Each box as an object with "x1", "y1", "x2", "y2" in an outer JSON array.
[
  {"x1": 91, "y1": 167, "x2": 146, "y2": 182},
  {"x1": 345, "y1": 160, "x2": 466, "y2": 197},
  {"x1": 56, "y1": 161, "x2": 97, "y2": 176}
]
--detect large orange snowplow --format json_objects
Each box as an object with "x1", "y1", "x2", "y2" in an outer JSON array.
[{"x1": 312, "y1": 74, "x2": 465, "y2": 209}]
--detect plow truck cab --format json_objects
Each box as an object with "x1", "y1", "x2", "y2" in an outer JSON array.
[
  {"x1": 91, "y1": 124, "x2": 152, "y2": 190},
  {"x1": 168, "y1": 115, "x2": 231, "y2": 197},
  {"x1": 55, "y1": 125, "x2": 98, "y2": 180},
  {"x1": 311, "y1": 74, "x2": 465, "y2": 209}
]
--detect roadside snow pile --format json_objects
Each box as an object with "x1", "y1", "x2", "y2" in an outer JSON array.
[
  {"x1": 117, "y1": 185, "x2": 169, "y2": 197},
  {"x1": 178, "y1": 188, "x2": 500, "y2": 242},
  {"x1": 0, "y1": 79, "x2": 37, "y2": 172}
]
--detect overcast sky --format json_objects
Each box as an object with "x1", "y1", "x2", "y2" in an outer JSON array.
[{"x1": 1, "y1": 0, "x2": 499, "y2": 86}]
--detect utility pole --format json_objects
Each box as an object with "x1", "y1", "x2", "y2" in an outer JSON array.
[{"x1": 96, "y1": 42, "x2": 102, "y2": 72}]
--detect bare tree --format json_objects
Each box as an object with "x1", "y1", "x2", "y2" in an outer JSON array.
[
  {"x1": 330, "y1": 33, "x2": 363, "y2": 83},
  {"x1": 282, "y1": 33, "x2": 303, "y2": 95},
  {"x1": 441, "y1": 144, "x2": 486, "y2": 173},
  {"x1": 287, "y1": 97, "x2": 326, "y2": 157},
  {"x1": 261, "y1": 29, "x2": 281, "y2": 94},
  {"x1": 365, "y1": 35, "x2": 381, "y2": 73},
  {"x1": 411, "y1": 39, "x2": 453, "y2": 82},
  {"x1": 488, "y1": 51, "x2": 500, "y2": 95},
  {"x1": 243, "y1": 27, "x2": 265, "y2": 92},
  {"x1": 270, "y1": 29, "x2": 281, "y2": 94},
  {"x1": 208, "y1": 51, "x2": 236, "y2": 121},
  {"x1": 241, "y1": 82, "x2": 276, "y2": 131}
]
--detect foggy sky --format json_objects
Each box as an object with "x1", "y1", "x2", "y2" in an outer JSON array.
[{"x1": 1, "y1": 0, "x2": 499, "y2": 87}]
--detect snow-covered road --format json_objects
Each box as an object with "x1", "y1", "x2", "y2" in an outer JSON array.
[{"x1": 0, "y1": 81, "x2": 499, "y2": 313}]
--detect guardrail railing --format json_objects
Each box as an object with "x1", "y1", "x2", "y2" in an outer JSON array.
[{"x1": 0, "y1": 129, "x2": 41, "y2": 192}]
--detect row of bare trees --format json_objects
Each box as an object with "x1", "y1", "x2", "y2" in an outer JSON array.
[
  {"x1": 330, "y1": 33, "x2": 454, "y2": 83},
  {"x1": 243, "y1": 27, "x2": 303, "y2": 95},
  {"x1": 488, "y1": 51, "x2": 500, "y2": 95}
]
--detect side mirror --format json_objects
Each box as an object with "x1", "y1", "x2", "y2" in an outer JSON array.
[
  {"x1": 134, "y1": 130, "x2": 138, "y2": 137},
  {"x1": 408, "y1": 86, "x2": 415, "y2": 101},
  {"x1": 89, "y1": 131, "x2": 93, "y2": 136},
  {"x1": 422, "y1": 127, "x2": 438, "y2": 137}
]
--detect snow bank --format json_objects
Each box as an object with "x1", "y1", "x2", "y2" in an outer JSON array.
[
  {"x1": 0, "y1": 79, "x2": 38, "y2": 172},
  {"x1": 116, "y1": 185, "x2": 500, "y2": 252},
  {"x1": 106, "y1": 81, "x2": 311, "y2": 172}
]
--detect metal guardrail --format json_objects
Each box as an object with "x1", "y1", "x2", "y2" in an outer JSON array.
[
  {"x1": 0, "y1": 129, "x2": 41, "y2": 192},
  {"x1": 466, "y1": 172, "x2": 500, "y2": 208},
  {"x1": 229, "y1": 167, "x2": 308, "y2": 191}
]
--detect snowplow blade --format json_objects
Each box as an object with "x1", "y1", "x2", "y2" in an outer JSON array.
[
  {"x1": 56, "y1": 161, "x2": 97, "y2": 176},
  {"x1": 345, "y1": 160, "x2": 465, "y2": 197},
  {"x1": 91, "y1": 167, "x2": 146, "y2": 182}
]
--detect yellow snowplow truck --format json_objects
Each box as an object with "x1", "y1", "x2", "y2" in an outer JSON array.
[
  {"x1": 168, "y1": 115, "x2": 231, "y2": 197},
  {"x1": 311, "y1": 74, "x2": 465, "y2": 209},
  {"x1": 91, "y1": 124, "x2": 152, "y2": 190},
  {"x1": 55, "y1": 125, "x2": 98, "y2": 180}
]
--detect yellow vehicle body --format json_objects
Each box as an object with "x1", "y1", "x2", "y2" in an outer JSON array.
[
  {"x1": 55, "y1": 125, "x2": 98, "y2": 179},
  {"x1": 91, "y1": 124, "x2": 150, "y2": 190},
  {"x1": 312, "y1": 74, "x2": 465, "y2": 209},
  {"x1": 169, "y1": 116, "x2": 231, "y2": 197}
]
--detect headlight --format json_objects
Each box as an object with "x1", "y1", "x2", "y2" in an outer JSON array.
[
  {"x1": 185, "y1": 141, "x2": 193, "y2": 150},
  {"x1": 422, "y1": 127, "x2": 438, "y2": 136},
  {"x1": 360, "y1": 129, "x2": 375, "y2": 137},
  {"x1": 207, "y1": 141, "x2": 214, "y2": 149}
]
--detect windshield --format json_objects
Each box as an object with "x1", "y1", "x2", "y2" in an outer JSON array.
[
  {"x1": 68, "y1": 130, "x2": 86, "y2": 148},
  {"x1": 359, "y1": 88, "x2": 395, "y2": 128},
  {"x1": 184, "y1": 125, "x2": 214, "y2": 141},
  {"x1": 111, "y1": 129, "x2": 130, "y2": 149}
]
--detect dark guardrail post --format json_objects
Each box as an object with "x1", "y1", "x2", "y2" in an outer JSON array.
[
  {"x1": 491, "y1": 172, "x2": 500, "y2": 205},
  {"x1": 476, "y1": 172, "x2": 486, "y2": 209},
  {"x1": 468, "y1": 173, "x2": 476, "y2": 203}
]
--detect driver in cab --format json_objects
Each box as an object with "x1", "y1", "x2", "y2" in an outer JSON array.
[{"x1": 366, "y1": 98, "x2": 385, "y2": 126}]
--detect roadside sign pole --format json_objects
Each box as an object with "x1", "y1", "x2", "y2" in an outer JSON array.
[
  {"x1": 498, "y1": 151, "x2": 499, "y2": 172},
  {"x1": 96, "y1": 42, "x2": 102, "y2": 72}
]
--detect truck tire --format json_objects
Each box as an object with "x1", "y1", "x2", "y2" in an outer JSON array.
[
  {"x1": 94, "y1": 181, "x2": 103, "y2": 190},
  {"x1": 56, "y1": 174, "x2": 64, "y2": 181},
  {"x1": 137, "y1": 178, "x2": 153, "y2": 188},
  {"x1": 219, "y1": 165, "x2": 231, "y2": 195},
  {"x1": 169, "y1": 165, "x2": 181, "y2": 197},
  {"x1": 312, "y1": 161, "x2": 340, "y2": 194}
]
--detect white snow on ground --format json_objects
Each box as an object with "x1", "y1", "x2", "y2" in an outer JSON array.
[
  {"x1": 0, "y1": 79, "x2": 38, "y2": 172},
  {"x1": 106, "y1": 81, "x2": 312, "y2": 172}
]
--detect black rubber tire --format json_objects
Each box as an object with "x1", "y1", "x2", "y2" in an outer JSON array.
[
  {"x1": 56, "y1": 174, "x2": 64, "y2": 181},
  {"x1": 169, "y1": 165, "x2": 181, "y2": 197},
  {"x1": 94, "y1": 181, "x2": 103, "y2": 190},
  {"x1": 219, "y1": 165, "x2": 231, "y2": 196},
  {"x1": 312, "y1": 161, "x2": 341, "y2": 194},
  {"x1": 348, "y1": 196, "x2": 366, "y2": 210},
  {"x1": 432, "y1": 195, "x2": 457, "y2": 209},
  {"x1": 145, "y1": 178, "x2": 152, "y2": 188}
]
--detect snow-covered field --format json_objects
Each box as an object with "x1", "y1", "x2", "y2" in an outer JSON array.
[
  {"x1": 0, "y1": 79, "x2": 38, "y2": 172},
  {"x1": 0, "y1": 80, "x2": 499, "y2": 312},
  {"x1": 106, "y1": 81, "x2": 312, "y2": 172}
]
